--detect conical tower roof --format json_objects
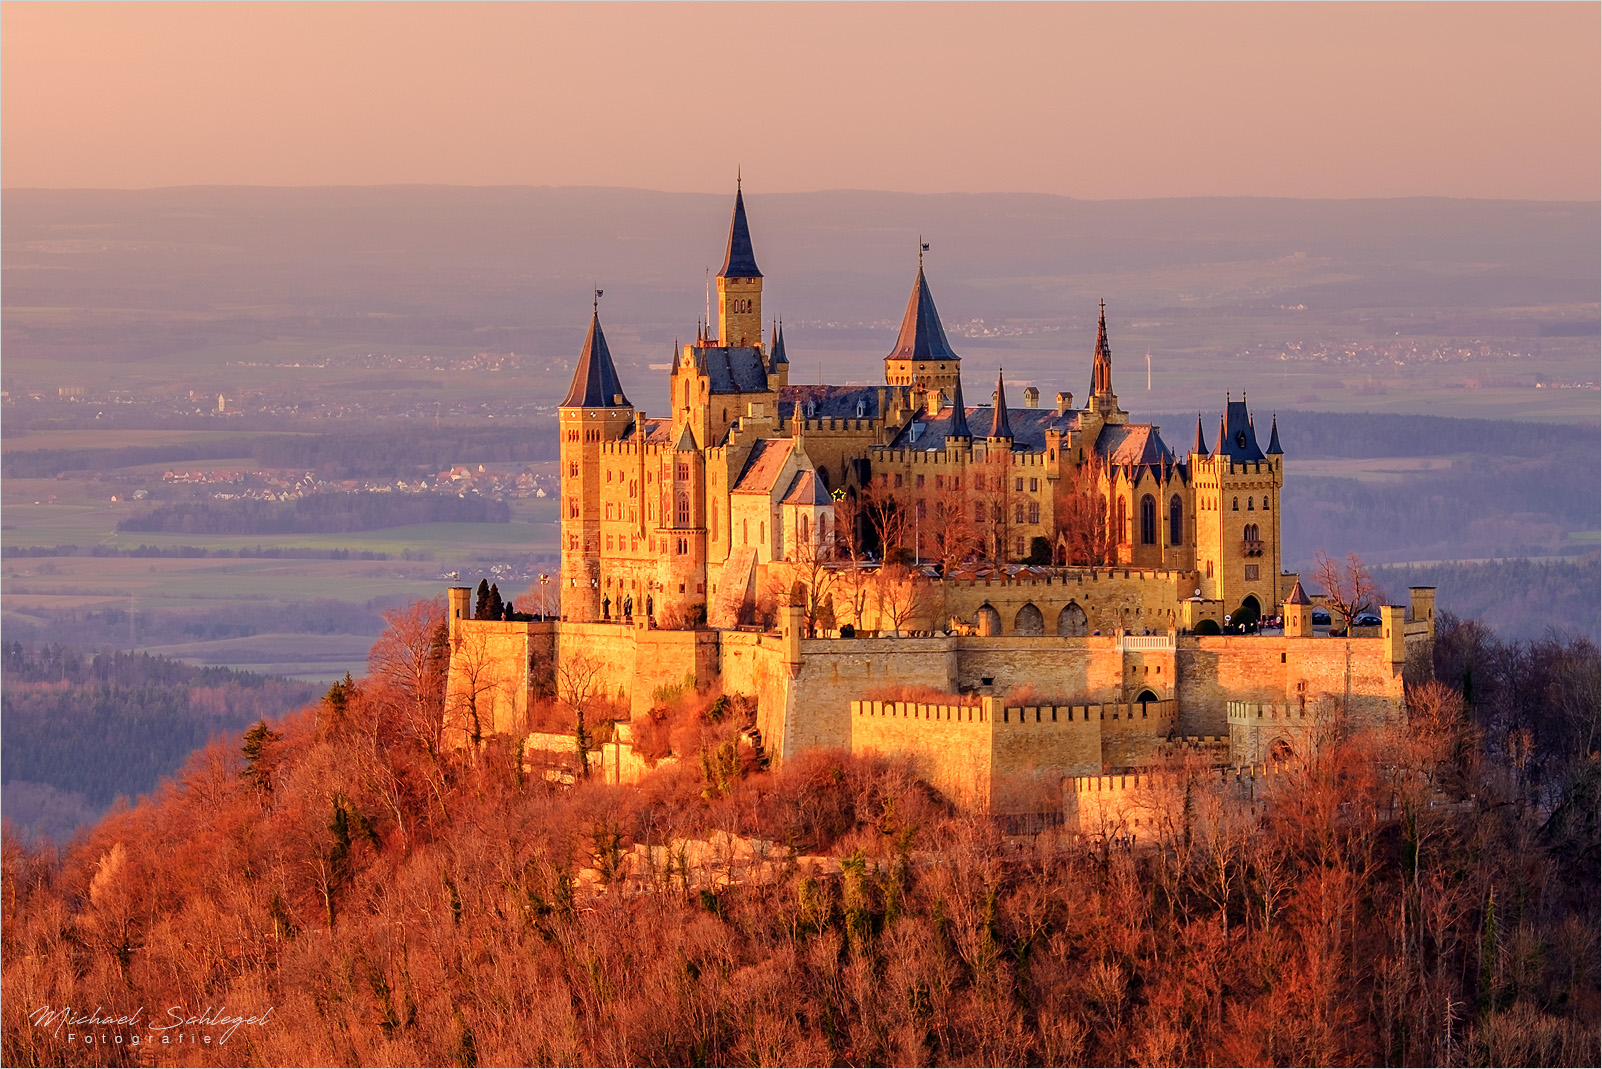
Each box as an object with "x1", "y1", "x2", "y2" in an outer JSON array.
[
  {"x1": 987, "y1": 369, "x2": 1014, "y2": 439},
  {"x1": 946, "y1": 373, "x2": 973, "y2": 440},
  {"x1": 1267, "y1": 414, "x2": 1284, "y2": 455},
  {"x1": 887, "y1": 265, "x2": 960, "y2": 363},
  {"x1": 1284, "y1": 578, "x2": 1311, "y2": 606},
  {"x1": 561, "y1": 307, "x2": 631, "y2": 408},
  {"x1": 718, "y1": 184, "x2": 762, "y2": 278},
  {"x1": 1192, "y1": 414, "x2": 1209, "y2": 457}
]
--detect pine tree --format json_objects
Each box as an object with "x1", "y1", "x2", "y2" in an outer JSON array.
[
  {"x1": 487, "y1": 583, "x2": 504, "y2": 620},
  {"x1": 474, "y1": 578, "x2": 491, "y2": 620}
]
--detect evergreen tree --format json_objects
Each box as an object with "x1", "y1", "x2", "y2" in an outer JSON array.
[
  {"x1": 474, "y1": 578, "x2": 491, "y2": 619},
  {"x1": 487, "y1": 583, "x2": 504, "y2": 620}
]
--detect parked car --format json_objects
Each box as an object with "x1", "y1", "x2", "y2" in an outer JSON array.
[
  {"x1": 1312, "y1": 610, "x2": 1331, "y2": 626},
  {"x1": 1355, "y1": 613, "x2": 1383, "y2": 627}
]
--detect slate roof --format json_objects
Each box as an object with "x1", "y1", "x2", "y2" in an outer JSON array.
[
  {"x1": 697, "y1": 345, "x2": 771, "y2": 394},
  {"x1": 779, "y1": 384, "x2": 882, "y2": 421},
  {"x1": 781, "y1": 468, "x2": 833, "y2": 506},
  {"x1": 1284, "y1": 579, "x2": 1311, "y2": 606},
  {"x1": 1216, "y1": 399, "x2": 1266, "y2": 462},
  {"x1": 561, "y1": 311, "x2": 632, "y2": 408},
  {"x1": 619, "y1": 418, "x2": 676, "y2": 444},
  {"x1": 1094, "y1": 423, "x2": 1175, "y2": 467},
  {"x1": 1192, "y1": 415, "x2": 1210, "y2": 457},
  {"x1": 1266, "y1": 415, "x2": 1284, "y2": 455},
  {"x1": 889, "y1": 403, "x2": 1075, "y2": 452},
  {"x1": 886, "y1": 266, "x2": 960, "y2": 363},
  {"x1": 718, "y1": 187, "x2": 762, "y2": 278},
  {"x1": 946, "y1": 374, "x2": 973, "y2": 439},
  {"x1": 732, "y1": 438, "x2": 794, "y2": 494}
]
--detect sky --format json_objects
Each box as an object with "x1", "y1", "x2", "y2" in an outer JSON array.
[{"x1": 2, "y1": 2, "x2": 1597, "y2": 199}]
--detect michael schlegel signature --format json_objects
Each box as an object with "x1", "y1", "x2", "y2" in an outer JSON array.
[{"x1": 28, "y1": 1004, "x2": 275, "y2": 1045}]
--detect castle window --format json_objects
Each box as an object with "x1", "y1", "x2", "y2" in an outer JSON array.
[
  {"x1": 799, "y1": 514, "x2": 810, "y2": 545},
  {"x1": 1232, "y1": 497, "x2": 1239, "y2": 511},
  {"x1": 1015, "y1": 503, "x2": 1026, "y2": 524},
  {"x1": 1015, "y1": 537, "x2": 1026, "y2": 557},
  {"x1": 974, "y1": 502, "x2": 986, "y2": 523},
  {"x1": 569, "y1": 462, "x2": 579, "y2": 477},
  {"x1": 1030, "y1": 478, "x2": 1039, "y2": 492},
  {"x1": 743, "y1": 519, "x2": 749, "y2": 544},
  {"x1": 606, "y1": 469, "x2": 612, "y2": 483},
  {"x1": 676, "y1": 462, "x2": 689, "y2": 481},
  {"x1": 916, "y1": 474, "x2": 925, "y2": 489},
  {"x1": 1206, "y1": 560, "x2": 1214, "y2": 577},
  {"x1": 936, "y1": 475, "x2": 944, "y2": 490},
  {"x1": 916, "y1": 500, "x2": 927, "y2": 519},
  {"x1": 1263, "y1": 496, "x2": 1270, "y2": 510},
  {"x1": 1140, "y1": 495, "x2": 1157, "y2": 545},
  {"x1": 1247, "y1": 497, "x2": 1254, "y2": 510},
  {"x1": 1169, "y1": 495, "x2": 1183, "y2": 546},
  {"x1": 709, "y1": 510, "x2": 717, "y2": 540},
  {"x1": 953, "y1": 477, "x2": 961, "y2": 491},
  {"x1": 1015, "y1": 478, "x2": 1024, "y2": 493},
  {"x1": 1115, "y1": 498, "x2": 1127, "y2": 544},
  {"x1": 606, "y1": 535, "x2": 614, "y2": 550},
  {"x1": 760, "y1": 521, "x2": 765, "y2": 545},
  {"x1": 894, "y1": 473, "x2": 903, "y2": 488},
  {"x1": 676, "y1": 494, "x2": 689, "y2": 526},
  {"x1": 1029, "y1": 501, "x2": 1040, "y2": 524}
]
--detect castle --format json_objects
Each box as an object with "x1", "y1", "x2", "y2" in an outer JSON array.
[{"x1": 446, "y1": 185, "x2": 1435, "y2": 814}]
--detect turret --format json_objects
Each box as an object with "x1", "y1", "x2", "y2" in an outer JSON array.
[
  {"x1": 1282, "y1": 578, "x2": 1313, "y2": 637},
  {"x1": 767, "y1": 320, "x2": 790, "y2": 389}
]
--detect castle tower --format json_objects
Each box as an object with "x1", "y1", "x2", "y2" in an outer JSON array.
[
  {"x1": 884, "y1": 255, "x2": 962, "y2": 397},
  {"x1": 1192, "y1": 397, "x2": 1283, "y2": 625},
  {"x1": 559, "y1": 303, "x2": 634, "y2": 621},
  {"x1": 716, "y1": 182, "x2": 763, "y2": 347},
  {"x1": 767, "y1": 321, "x2": 790, "y2": 390}
]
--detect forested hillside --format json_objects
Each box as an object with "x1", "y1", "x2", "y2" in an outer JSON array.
[
  {"x1": 2, "y1": 607, "x2": 1595, "y2": 1066},
  {"x1": 1375, "y1": 555, "x2": 1600, "y2": 641},
  {"x1": 0, "y1": 643, "x2": 318, "y2": 842}
]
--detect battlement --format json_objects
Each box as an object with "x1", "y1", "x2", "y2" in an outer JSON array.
[
  {"x1": 1067, "y1": 759, "x2": 1296, "y2": 797},
  {"x1": 848, "y1": 696, "x2": 1177, "y2": 728},
  {"x1": 1226, "y1": 699, "x2": 1311, "y2": 722}
]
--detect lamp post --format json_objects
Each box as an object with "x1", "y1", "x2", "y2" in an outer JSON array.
[{"x1": 538, "y1": 573, "x2": 549, "y2": 618}]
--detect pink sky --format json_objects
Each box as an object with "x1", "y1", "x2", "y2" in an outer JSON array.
[{"x1": 3, "y1": 2, "x2": 1597, "y2": 198}]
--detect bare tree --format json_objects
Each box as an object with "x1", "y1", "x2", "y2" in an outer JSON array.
[
  {"x1": 445, "y1": 628, "x2": 508, "y2": 756},
  {"x1": 368, "y1": 599, "x2": 449, "y2": 758},
  {"x1": 875, "y1": 563, "x2": 933, "y2": 636},
  {"x1": 556, "y1": 649, "x2": 605, "y2": 779},
  {"x1": 1055, "y1": 456, "x2": 1114, "y2": 566},
  {"x1": 1313, "y1": 551, "x2": 1381, "y2": 634}
]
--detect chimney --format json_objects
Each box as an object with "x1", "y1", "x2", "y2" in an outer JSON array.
[
  {"x1": 1023, "y1": 386, "x2": 1040, "y2": 409},
  {"x1": 1056, "y1": 391, "x2": 1074, "y2": 416}
]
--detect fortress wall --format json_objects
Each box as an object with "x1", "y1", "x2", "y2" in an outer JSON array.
[
  {"x1": 989, "y1": 702, "x2": 1106, "y2": 811},
  {"x1": 445, "y1": 618, "x2": 545, "y2": 738},
  {"x1": 952, "y1": 636, "x2": 1125, "y2": 701},
  {"x1": 850, "y1": 700, "x2": 993, "y2": 809},
  {"x1": 1098, "y1": 699, "x2": 1179, "y2": 768},
  {"x1": 1064, "y1": 762, "x2": 1286, "y2": 842},
  {"x1": 719, "y1": 629, "x2": 800, "y2": 759},
  {"x1": 937, "y1": 569, "x2": 1191, "y2": 635},
  {"x1": 548, "y1": 622, "x2": 719, "y2": 719},
  {"x1": 781, "y1": 636, "x2": 959, "y2": 759},
  {"x1": 1174, "y1": 635, "x2": 1405, "y2": 738}
]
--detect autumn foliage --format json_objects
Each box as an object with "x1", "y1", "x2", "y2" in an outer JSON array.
[{"x1": 2, "y1": 607, "x2": 1596, "y2": 1067}]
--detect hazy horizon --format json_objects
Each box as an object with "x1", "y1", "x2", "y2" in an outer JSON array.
[{"x1": 4, "y1": 2, "x2": 1597, "y2": 199}]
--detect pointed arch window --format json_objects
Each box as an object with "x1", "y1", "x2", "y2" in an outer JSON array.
[
  {"x1": 1140, "y1": 494, "x2": 1157, "y2": 545},
  {"x1": 1169, "y1": 495, "x2": 1183, "y2": 546}
]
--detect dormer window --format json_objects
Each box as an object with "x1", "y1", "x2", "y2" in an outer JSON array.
[
  {"x1": 856, "y1": 399, "x2": 867, "y2": 417},
  {"x1": 806, "y1": 400, "x2": 817, "y2": 418}
]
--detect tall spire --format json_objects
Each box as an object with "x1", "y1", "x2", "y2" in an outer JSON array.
[
  {"x1": 1090, "y1": 298, "x2": 1113, "y2": 397},
  {"x1": 561, "y1": 303, "x2": 631, "y2": 408},
  {"x1": 1193, "y1": 414, "x2": 1209, "y2": 457},
  {"x1": 1267, "y1": 414, "x2": 1284, "y2": 455},
  {"x1": 718, "y1": 183, "x2": 762, "y2": 279},
  {"x1": 946, "y1": 373, "x2": 972, "y2": 441},
  {"x1": 987, "y1": 368, "x2": 1014, "y2": 439}
]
